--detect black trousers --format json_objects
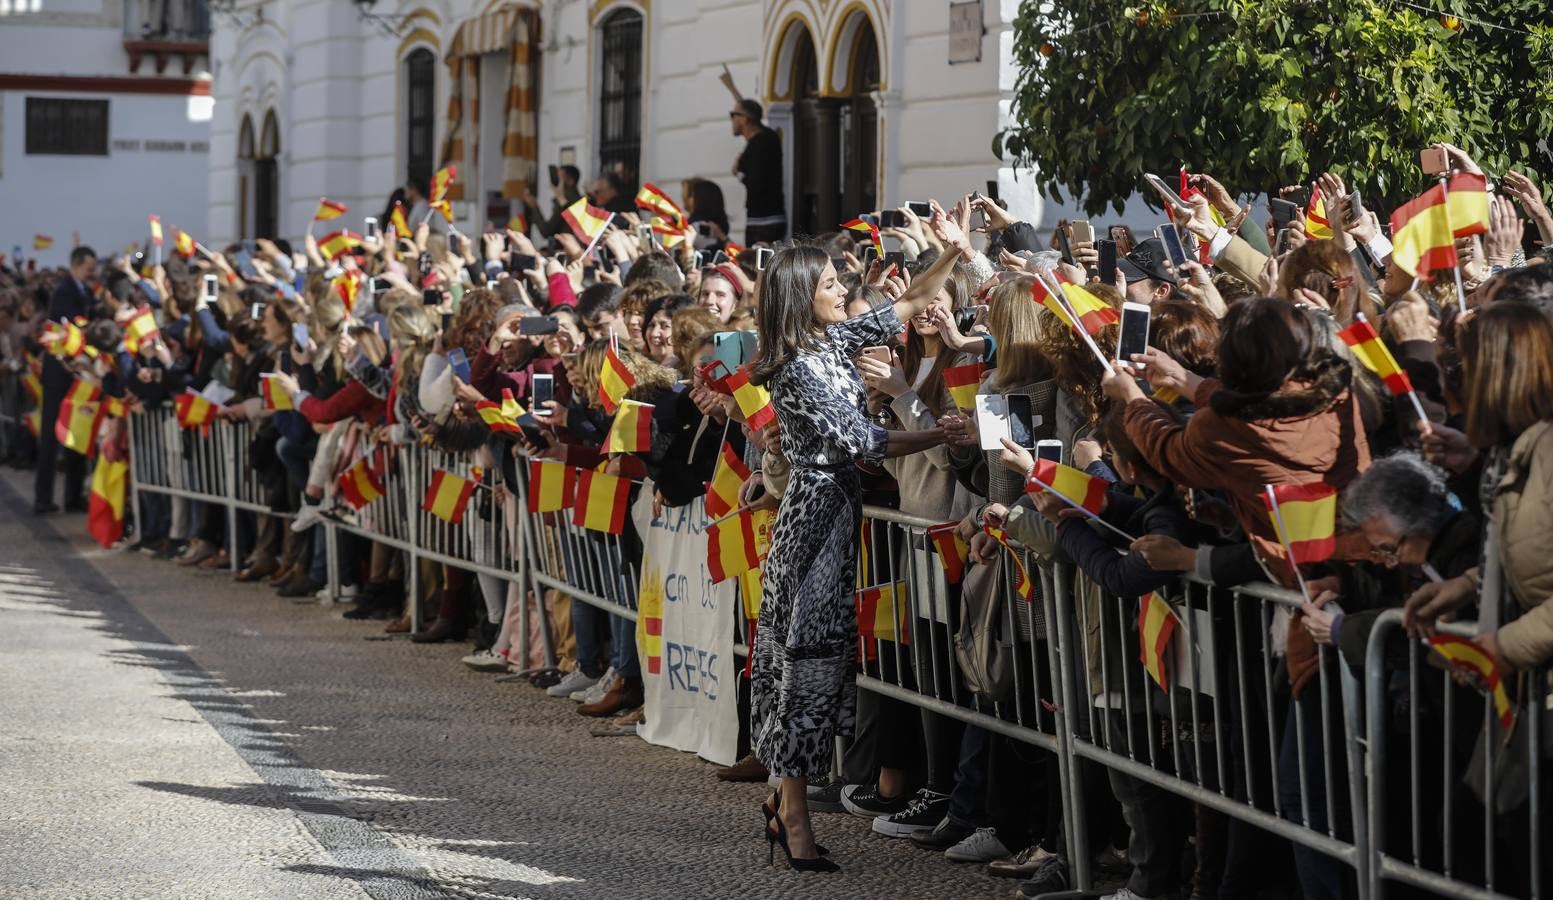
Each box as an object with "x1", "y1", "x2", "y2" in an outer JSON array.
[{"x1": 34, "y1": 388, "x2": 84, "y2": 507}]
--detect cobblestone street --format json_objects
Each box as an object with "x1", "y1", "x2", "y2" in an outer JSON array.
[{"x1": 0, "y1": 475, "x2": 1006, "y2": 899}]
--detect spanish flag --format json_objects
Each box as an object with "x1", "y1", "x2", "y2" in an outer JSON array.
[
  {"x1": 1427, "y1": 634, "x2": 1514, "y2": 729},
  {"x1": 422, "y1": 468, "x2": 478, "y2": 524},
  {"x1": 1445, "y1": 172, "x2": 1490, "y2": 238},
  {"x1": 943, "y1": 362, "x2": 984, "y2": 410},
  {"x1": 726, "y1": 367, "x2": 776, "y2": 430},
  {"x1": 261, "y1": 375, "x2": 294, "y2": 411},
  {"x1": 982, "y1": 525, "x2": 1035, "y2": 602},
  {"x1": 43, "y1": 319, "x2": 85, "y2": 358},
  {"x1": 705, "y1": 440, "x2": 751, "y2": 519},
  {"x1": 337, "y1": 458, "x2": 385, "y2": 510},
  {"x1": 391, "y1": 201, "x2": 412, "y2": 239},
  {"x1": 507, "y1": 211, "x2": 529, "y2": 235},
  {"x1": 856, "y1": 581, "x2": 910, "y2": 644},
  {"x1": 22, "y1": 369, "x2": 42, "y2": 404},
  {"x1": 598, "y1": 345, "x2": 635, "y2": 414},
  {"x1": 927, "y1": 522, "x2": 970, "y2": 584},
  {"x1": 841, "y1": 218, "x2": 883, "y2": 256},
  {"x1": 604, "y1": 399, "x2": 654, "y2": 454},
  {"x1": 174, "y1": 228, "x2": 196, "y2": 258},
  {"x1": 148, "y1": 214, "x2": 164, "y2": 246},
  {"x1": 739, "y1": 568, "x2": 763, "y2": 622},
  {"x1": 33, "y1": 235, "x2": 53, "y2": 250},
  {"x1": 317, "y1": 230, "x2": 363, "y2": 262},
  {"x1": 1338, "y1": 316, "x2": 1413, "y2": 395},
  {"x1": 430, "y1": 165, "x2": 457, "y2": 203},
  {"x1": 1389, "y1": 184, "x2": 1458, "y2": 281},
  {"x1": 1261, "y1": 482, "x2": 1337, "y2": 565},
  {"x1": 87, "y1": 457, "x2": 129, "y2": 548},
  {"x1": 650, "y1": 216, "x2": 692, "y2": 249},
  {"x1": 332, "y1": 272, "x2": 359, "y2": 313},
  {"x1": 1303, "y1": 191, "x2": 1333, "y2": 241},
  {"x1": 56, "y1": 398, "x2": 102, "y2": 456},
  {"x1": 430, "y1": 199, "x2": 454, "y2": 223},
  {"x1": 708, "y1": 507, "x2": 762, "y2": 584},
  {"x1": 65, "y1": 378, "x2": 101, "y2": 408},
  {"x1": 561, "y1": 196, "x2": 612, "y2": 246},
  {"x1": 573, "y1": 467, "x2": 630, "y2": 534},
  {"x1": 634, "y1": 183, "x2": 684, "y2": 227},
  {"x1": 476, "y1": 388, "x2": 527, "y2": 434},
  {"x1": 1028, "y1": 458, "x2": 1108, "y2": 515},
  {"x1": 175, "y1": 391, "x2": 217, "y2": 430},
  {"x1": 724, "y1": 243, "x2": 746, "y2": 262},
  {"x1": 1048, "y1": 270, "x2": 1120, "y2": 336},
  {"x1": 1139, "y1": 591, "x2": 1177, "y2": 690},
  {"x1": 313, "y1": 198, "x2": 348, "y2": 221},
  {"x1": 102, "y1": 396, "x2": 126, "y2": 419},
  {"x1": 122, "y1": 307, "x2": 159, "y2": 354},
  {"x1": 527, "y1": 459, "x2": 576, "y2": 513}
]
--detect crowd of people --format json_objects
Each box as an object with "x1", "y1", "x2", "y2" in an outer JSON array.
[{"x1": 3, "y1": 139, "x2": 1550, "y2": 900}]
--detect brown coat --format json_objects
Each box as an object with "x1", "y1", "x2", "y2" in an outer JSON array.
[
  {"x1": 1124, "y1": 378, "x2": 1373, "y2": 694},
  {"x1": 1493, "y1": 420, "x2": 1553, "y2": 670}
]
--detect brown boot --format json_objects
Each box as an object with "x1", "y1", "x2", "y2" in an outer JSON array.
[
  {"x1": 715, "y1": 752, "x2": 769, "y2": 782},
  {"x1": 236, "y1": 559, "x2": 279, "y2": 582},
  {"x1": 269, "y1": 562, "x2": 297, "y2": 585},
  {"x1": 384, "y1": 614, "x2": 412, "y2": 634},
  {"x1": 578, "y1": 675, "x2": 643, "y2": 717}
]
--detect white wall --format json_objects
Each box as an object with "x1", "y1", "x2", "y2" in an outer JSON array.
[{"x1": 0, "y1": 89, "x2": 211, "y2": 266}]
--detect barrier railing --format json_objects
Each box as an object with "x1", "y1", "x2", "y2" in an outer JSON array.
[{"x1": 118, "y1": 409, "x2": 1547, "y2": 900}]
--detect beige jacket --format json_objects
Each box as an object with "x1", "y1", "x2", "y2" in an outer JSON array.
[{"x1": 1494, "y1": 419, "x2": 1553, "y2": 670}]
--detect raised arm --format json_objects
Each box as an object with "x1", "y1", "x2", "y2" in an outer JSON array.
[{"x1": 892, "y1": 202, "x2": 970, "y2": 324}]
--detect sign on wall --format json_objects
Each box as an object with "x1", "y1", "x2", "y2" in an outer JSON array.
[{"x1": 949, "y1": 0, "x2": 985, "y2": 65}]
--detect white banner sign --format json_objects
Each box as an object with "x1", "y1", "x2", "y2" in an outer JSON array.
[{"x1": 632, "y1": 485, "x2": 739, "y2": 766}]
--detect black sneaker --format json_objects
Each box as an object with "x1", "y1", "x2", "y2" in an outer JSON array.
[
  {"x1": 840, "y1": 781, "x2": 911, "y2": 818},
  {"x1": 1016, "y1": 855, "x2": 1071, "y2": 897},
  {"x1": 871, "y1": 788, "x2": 950, "y2": 838},
  {"x1": 808, "y1": 777, "x2": 845, "y2": 814},
  {"x1": 909, "y1": 816, "x2": 975, "y2": 851}
]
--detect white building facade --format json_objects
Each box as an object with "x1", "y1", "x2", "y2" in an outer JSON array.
[
  {"x1": 204, "y1": 0, "x2": 1144, "y2": 250},
  {"x1": 0, "y1": 0, "x2": 213, "y2": 264}
]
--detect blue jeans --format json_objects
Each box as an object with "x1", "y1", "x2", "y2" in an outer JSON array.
[
  {"x1": 138, "y1": 492, "x2": 170, "y2": 542},
  {"x1": 610, "y1": 612, "x2": 639, "y2": 679},
  {"x1": 572, "y1": 599, "x2": 606, "y2": 678},
  {"x1": 1279, "y1": 692, "x2": 1353, "y2": 900}
]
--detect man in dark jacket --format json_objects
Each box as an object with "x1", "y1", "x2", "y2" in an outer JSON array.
[
  {"x1": 35, "y1": 245, "x2": 97, "y2": 513},
  {"x1": 729, "y1": 99, "x2": 786, "y2": 244}
]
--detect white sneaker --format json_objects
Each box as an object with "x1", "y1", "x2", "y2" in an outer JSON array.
[
  {"x1": 313, "y1": 583, "x2": 359, "y2": 604},
  {"x1": 944, "y1": 826, "x2": 1011, "y2": 863},
  {"x1": 574, "y1": 666, "x2": 616, "y2": 703},
  {"x1": 547, "y1": 669, "x2": 598, "y2": 698},
  {"x1": 290, "y1": 503, "x2": 324, "y2": 533},
  {"x1": 462, "y1": 649, "x2": 510, "y2": 672}
]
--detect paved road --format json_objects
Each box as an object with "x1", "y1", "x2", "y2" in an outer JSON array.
[{"x1": 0, "y1": 475, "x2": 1012, "y2": 900}]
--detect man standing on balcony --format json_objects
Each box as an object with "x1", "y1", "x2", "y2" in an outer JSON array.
[{"x1": 720, "y1": 66, "x2": 787, "y2": 245}]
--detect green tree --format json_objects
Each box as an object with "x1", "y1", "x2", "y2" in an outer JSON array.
[{"x1": 1000, "y1": 0, "x2": 1553, "y2": 215}]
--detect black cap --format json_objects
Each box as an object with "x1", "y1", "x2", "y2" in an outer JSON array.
[{"x1": 1119, "y1": 238, "x2": 1177, "y2": 285}]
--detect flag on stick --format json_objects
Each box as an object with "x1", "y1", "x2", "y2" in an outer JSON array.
[
  {"x1": 148, "y1": 215, "x2": 164, "y2": 246},
  {"x1": 337, "y1": 459, "x2": 385, "y2": 510},
  {"x1": 725, "y1": 367, "x2": 776, "y2": 430},
  {"x1": 122, "y1": 307, "x2": 159, "y2": 354},
  {"x1": 527, "y1": 459, "x2": 576, "y2": 513},
  {"x1": 175, "y1": 391, "x2": 217, "y2": 430},
  {"x1": 1389, "y1": 184, "x2": 1458, "y2": 281},
  {"x1": 33, "y1": 235, "x2": 53, "y2": 250},
  {"x1": 573, "y1": 468, "x2": 630, "y2": 534},
  {"x1": 314, "y1": 198, "x2": 348, "y2": 221},
  {"x1": 317, "y1": 231, "x2": 363, "y2": 261},
  {"x1": 1139, "y1": 591, "x2": 1178, "y2": 690},
  {"x1": 604, "y1": 399, "x2": 654, "y2": 454},
  {"x1": 561, "y1": 196, "x2": 612, "y2": 247},
  {"x1": 705, "y1": 440, "x2": 751, "y2": 519},
  {"x1": 982, "y1": 525, "x2": 1035, "y2": 602},
  {"x1": 1426, "y1": 635, "x2": 1514, "y2": 730},
  {"x1": 634, "y1": 183, "x2": 685, "y2": 227},
  {"x1": 708, "y1": 508, "x2": 762, "y2": 584},
  {"x1": 261, "y1": 375, "x2": 294, "y2": 411},
  {"x1": 1027, "y1": 458, "x2": 1110, "y2": 515},
  {"x1": 927, "y1": 522, "x2": 970, "y2": 584},
  {"x1": 598, "y1": 345, "x2": 635, "y2": 414},
  {"x1": 422, "y1": 468, "x2": 478, "y2": 524},
  {"x1": 841, "y1": 218, "x2": 883, "y2": 257},
  {"x1": 87, "y1": 457, "x2": 129, "y2": 547},
  {"x1": 475, "y1": 388, "x2": 528, "y2": 434},
  {"x1": 1260, "y1": 482, "x2": 1337, "y2": 566},
  {"x1": 944, "y1": 363, "x2": 984, "y2": 410}
]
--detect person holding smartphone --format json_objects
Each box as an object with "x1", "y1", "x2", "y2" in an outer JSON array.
[{"x1": 745, "y1": 205, "x2": 968, "y2": 873}]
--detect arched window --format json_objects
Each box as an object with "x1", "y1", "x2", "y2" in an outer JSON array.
[
  {"x1": 405, "y1": 48, "x2": 436, "y2": 187},
  {"x1": 236, "y1": 114, "x2": 255, "y2": 240},
  {"x1": 255, "y1": 109, "x2": 281, "y2": 240},
  {"x1": 839, "y1": 22, "x2": 879, "y2": 219},
  {"x1": 788, "y1": 27, "x2": 822, "y2": 235},
  {"x1": 597, "y1": 8, "x2": 643, "y2": 184}
]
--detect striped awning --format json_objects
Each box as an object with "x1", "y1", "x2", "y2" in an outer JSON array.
[{"x1": 450, "y1": 6, "x2": 516, "y2": 57}]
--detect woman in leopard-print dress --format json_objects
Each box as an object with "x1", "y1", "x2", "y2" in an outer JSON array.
[{"x1": 746, "y1": 220, "x2": 971, "y2": 870}]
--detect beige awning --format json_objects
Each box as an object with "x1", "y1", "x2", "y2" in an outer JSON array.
[{"x1": 450, "y1": 6, "x2": 516, "y2": 57}]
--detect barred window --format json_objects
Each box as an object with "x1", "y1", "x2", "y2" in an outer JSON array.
[
  {"x1": 405, "y1": 48, "x2": 436, "y2": 186},
  {"x1": 597, "y1": 9, "x2": 643, "y2": 179},
  {"x1": 26, "y1": 98, "x2": 109, "y2": 156}
]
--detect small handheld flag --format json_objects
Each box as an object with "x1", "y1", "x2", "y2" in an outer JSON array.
[
  {"x1": 598, "y1": 345, "x2": 635, "y2": 414},
  {"x1": 982, "y1": 525, "x2": 1035, "y2": 602},
  {"x1": 122, "y1": 307, "x2": 159, "y2": 354},
  {"x1": 708, "y1": 508, "x2": 762, "y2": 584},
  {"x1": 87, "y1": 457, "x2": 129, "y2": 547},
  {"x1": 725, "y1": 367, "x2": 776, "y2": 430},
  {"x1": 1426, "y1": 635, "x2": 1514, "y2": 730},
  {"x1": 705, "y1": 440, "x2": 752, "y2": 519},
  {"x1": 604, "y1": 399, "x2": 654, "y2": 454},
  {"x1": 148, "y1": 214, "x2": 164, "y2": 246},
  {"x1": 573, "y1": 467, "x2": 630, "y2": 534},
  {"x1": 1028, "y1": 458, "x2": 1109, "y2": 515},
  {"x1": 260, "y1": 375, "x2": 294, "y2": 411},
  {"x1": 927, "y1": 523, "x2": 971, "y2": 584},
  {"x1": 1338, "y1": 313, "x2": 1428, "y2": 425},
  {"x1": 422, "y1": 469, "x2": 478, "y2": 524},
  {"x1": 390, "y1": 201, "x2": 412, "y2": 241},
  {"x1": 317, "y1": 231, "x2": 364, "y2": 262},
  {"x1": 430, "y1": 165, "x2": 457, "y2": 203},
  {"x1": 33, "y1": 235, "x2": 53, "y2": 250},
  {"x1": 527, "y1": 459, "x2": 577, "y2": 513},
  {"x1": 314, "y1": 198, "x2": 348, "y2": 221},
  {"x1": 943, "y1": 362, "x2": 984, "y2": 410},
  {"x1": 634, "y1": 183, "x2": 685, "y2": 227},
  {"x1": 1389, "y1": 184, "x2": 1458, "y2": 281},
  {"x1": 1139, "y1": 591, "x2": 1178, "y2": 689},
  {"x1": 174, "y1": 228, "x2": 196, "y2": 258},
  {"x1": 475, "y1": 388, "x2": 527, "y2": 434},
  {"x1": 841, "y1": 218, "x2": 883, "y2": 257},
  {"x1": 337, "y1": 458, "x2": 385, "y2": 510},
  {"x1": 561, "y1": 196, "x2": 612, "y2": 248}
]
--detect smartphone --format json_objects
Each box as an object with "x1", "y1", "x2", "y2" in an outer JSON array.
[
  {"x1": 1270, "y1": 199, "x2": 1301, "y2": 232},
  {"x1": 1156, "y1": 224, "x2": 1188, "y2": 268},
  {"x1": 370, "y1": 276, "x2": 391, "y2": 296},
  {"x1": 1274, "y1": 227, "x2": 1296, "y2": 256},
  {"x1": 202, "y1": 273, "x2": 218, "y2": 301},
  {"x1": 250, "y1": 302, "x2": 264, "y2": 321},
  {"x1": 1117, "y1": 301, "x2": 1151, "y2": 367},
  {"x1": 364, "y1": 217, "x2": 379, "y2": 240},
  {"x1": 755, "y1": 247, "x2": 774, "y2": 271},
  {"x1": 883, "y1": 250, "x2": 906, "y2": 273},
  {"x1": 291, "y1": 322, "x2": 310, "y2": 349},
  {"x1": 636, "y1": 223, "x2": 654, "y2": 244},
  {"x1": 1343, "y1": 190, "x2": 1365, "y2": 223},
  {"x1": 422, "y1": 288, "x2": 441, "y2": 306},
  {"x1": 1055, "y1": 228, "x2": 1075, "y2": 265},
  {"x1": 693, "y1": 251, "x2": 705, "y2": 269},
  {"x1": 907, "y1": 201, "x2": 931, "y2": 218},
  {"x1": 548, "y1": 164, "x2": 559, "y2": 187},
  {"x1": 532, "y1": 372, "x2": 554, "y2": 410},
  {"x1": 1007, "y1": 395, "x2": 1037, "y2": 449},
  {"x1": 857, "y1": 345, "x2": 892, "y2": 365},
  {"x1": 1420, "y1": 147, "x2": 1449, "y2": 176},
  {"x1": 519, "y1": 315, "x2": 560, "y2": 336},
  {"x1": 954, "y1": 306, "x2": 979, "y2": 334},
  {"x1": 511, "y1": 253, "x2": 537, "y2": 274},
  {"x1": 1143, "y1": 173, "x2": 1192, "y2": 214},
  {"x1": 878, "y1": 209, "x2": 905, "y2": 229},
  {"x1": 985, "y1": 180, "x2": 1000, "y2": 204},
  {"x1": 710, "y1": 250, "x2": 728, "y2": 266},
  {"x1": 861, "y1": 246, "x2": 880, "y2": 271},
  {"x1": 447, "y1": 347, "x2": 472, "y2": 384},
  {"x1": 1035, "y1": 439, "x2": 1063, "y2": 464},
  {"x1": 712, "y1": 332, "x2": 746, "y2": 371},
  {"x1": 1070, "y1": 220, "x2": 1094, "y2": 245},
  {"x1": 418, "y1": 251, "x2": 433, "y2": 279},
  {"x1": 1097, "y1": 239, "x2": 1118, "y2": 285},
  {"x1": 830, "y1": 255, "x2": 849, "y2": 273},
  {"x1": 441, "y1": 312, "x2": 452, "y2": 332},
  {"x1": 969, "y1": 191, "x2": 988, "y2": 231},
  {"x1": 973, "y1": 394, "x2": 1043, "y2": 451}
]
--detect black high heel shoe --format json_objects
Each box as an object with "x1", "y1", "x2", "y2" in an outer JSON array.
[
  {"x1": 766, "y1": 811, "x2": 840, "y2": 873},
  {"x1": 762, "y1": 793, "x2": 829, "y2": 856}
]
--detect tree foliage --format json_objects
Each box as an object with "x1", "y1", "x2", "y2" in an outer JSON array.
[{"x1": 1001, "y1": 1, "x2": 1553, "y2": 215}]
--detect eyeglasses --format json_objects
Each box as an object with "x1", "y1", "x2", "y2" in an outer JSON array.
[{"x1": 728, "y1": 111, "x2": 746, "y2": 120}]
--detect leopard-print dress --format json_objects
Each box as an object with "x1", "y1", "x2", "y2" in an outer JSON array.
[{"x1": 752, "y1": 304, "x2": 899, "y2": 778}]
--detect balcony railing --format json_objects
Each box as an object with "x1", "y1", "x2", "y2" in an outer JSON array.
[{"x1": 122, "y1": 0, "x2": 210, "y2": 75}]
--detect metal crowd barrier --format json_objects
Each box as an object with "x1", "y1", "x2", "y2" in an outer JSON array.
[{"x1": 120, "y1": 410, "x2": 1545, "y2": 900}]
